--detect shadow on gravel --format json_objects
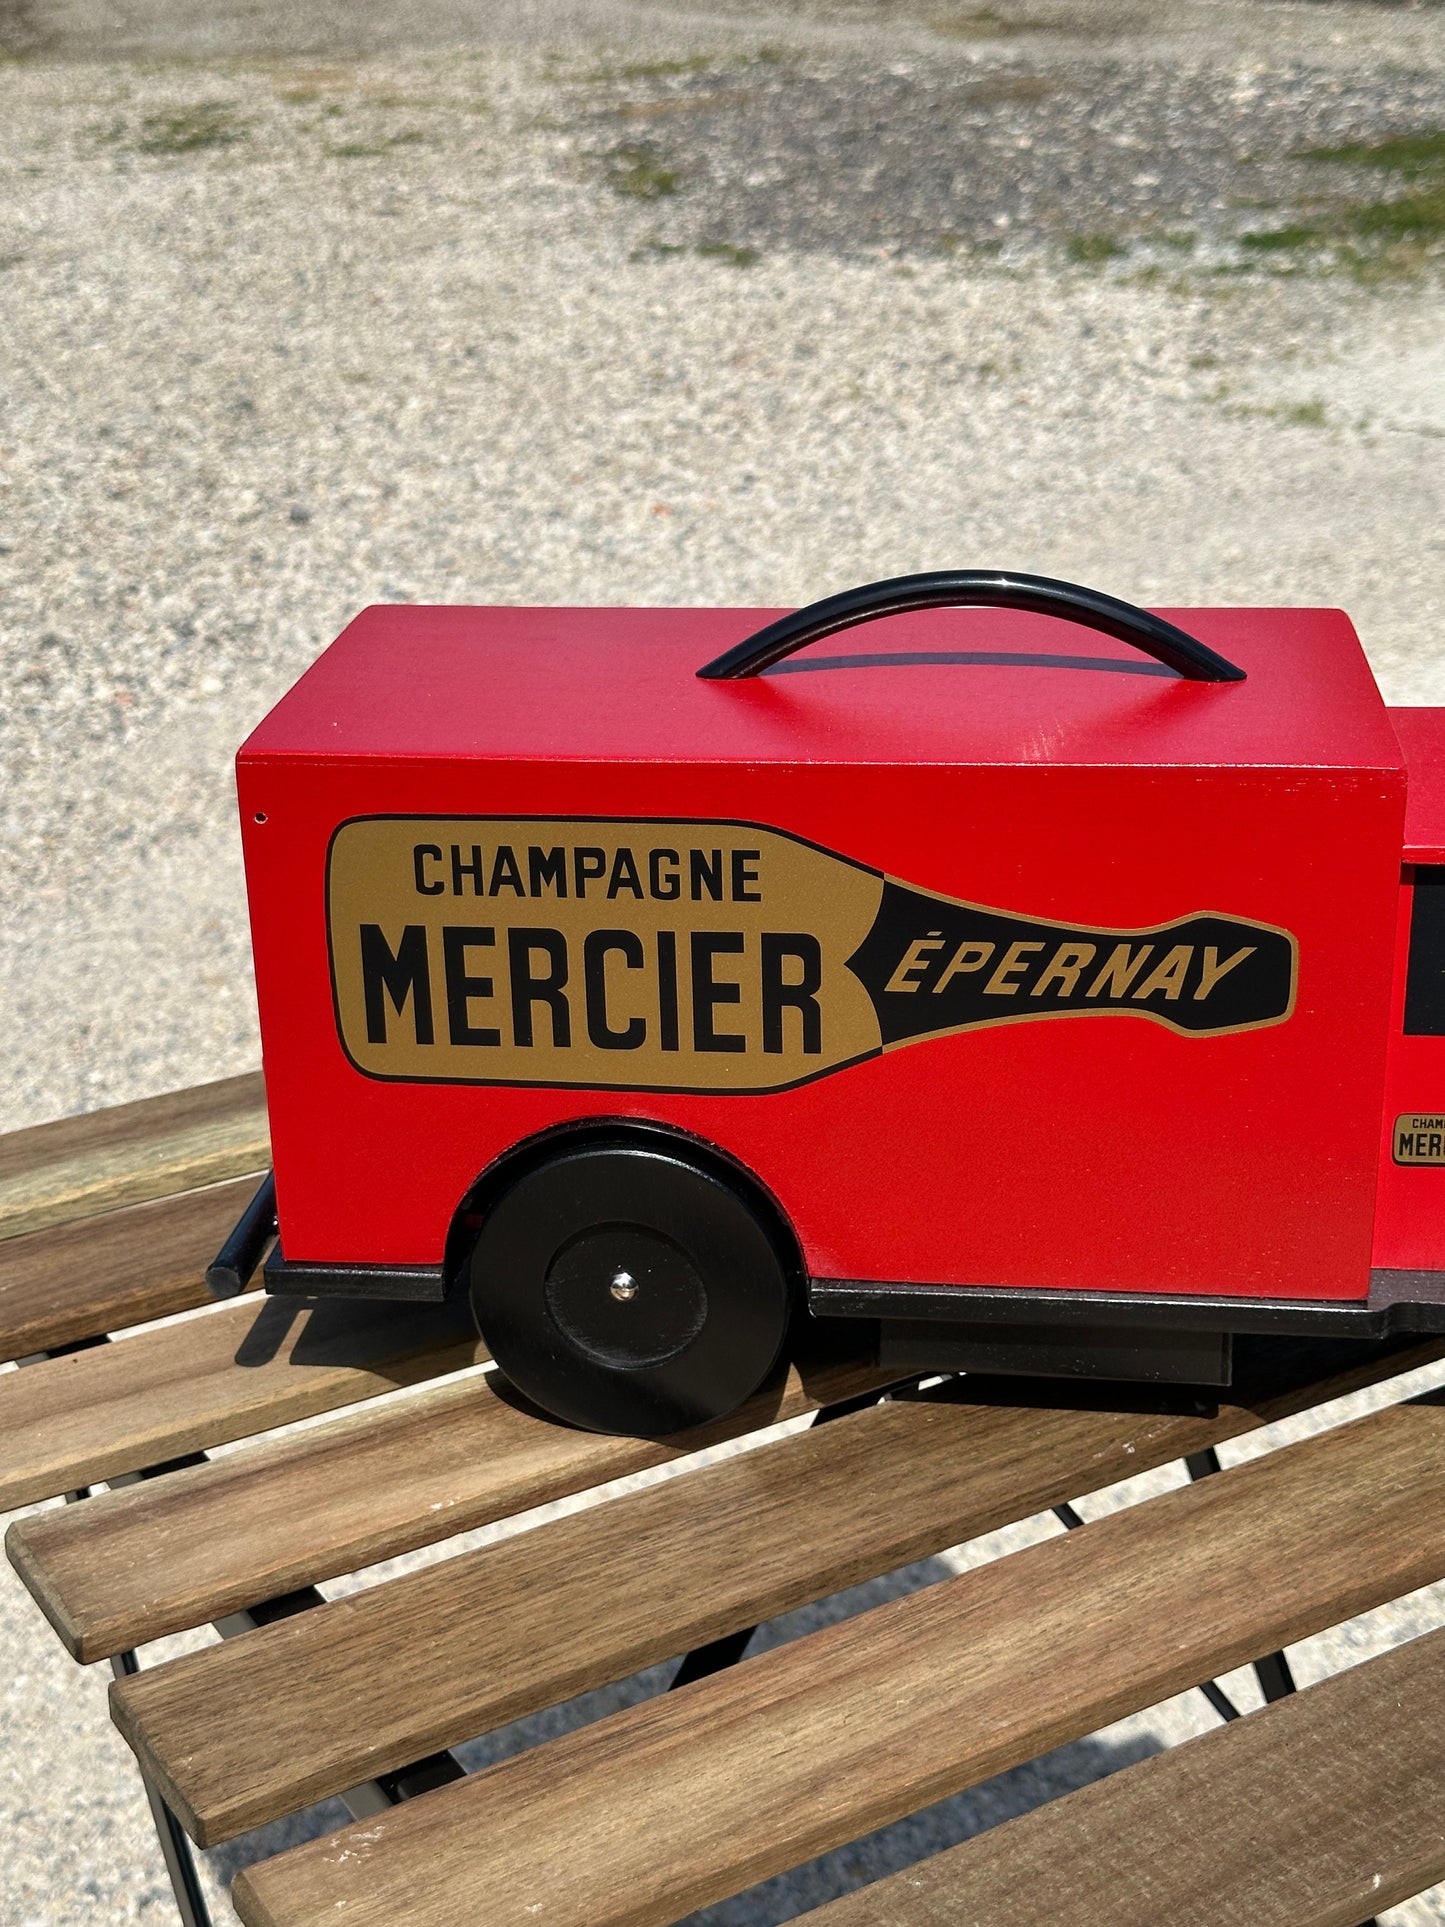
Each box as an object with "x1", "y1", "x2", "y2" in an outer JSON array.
[{"x1": 0, "y1": 0, "x2": 47, "y2": 57}]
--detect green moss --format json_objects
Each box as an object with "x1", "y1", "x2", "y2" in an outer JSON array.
[
  {"x1": 1335, "y1": 239, "x2": 1431, "y2": 285},
  {"x1": 1279, "y1": 399, "x2": 1327, "y2": 428},
  {"x1": 1301, "y1": 131, "x2": 1445, "y2": 177},
  {"x1": 1065, "y1": 232, "x2": 1125, "y2": 263},
  {"x1": 579, "y1": 49, "x2": 786, "y2": 84},
  {"x1": 135, "y1": 104, "x2": 245, "y2": 154},
  {"x1": 1214, "y1": 396, "x2": 1329, "y2": 428},
  {"x1": 1282, "y1": 127, "x2": 1445, "y2": 268},
  {"x1": 325, "y1": 131, "x2": 428, "y2": 158},
  {"x1": 697, "y1": 240, "x2": 760, "y2": 266},
  {"x1": 603, "y1": 142, "x2": 681, "y2": 198},
  {"x1": 605, "y1": 54, "x2": 718, "y2": 80},
  {"x1": 1347, "y1": 185, "x2": 1445, "y2": 240},
  {"x1": 929, "y1": 8, "x2": 1040, "y2": 38},
  {"x1": 1238, "y1": 223, "x2": 1326, "y2": 251}
]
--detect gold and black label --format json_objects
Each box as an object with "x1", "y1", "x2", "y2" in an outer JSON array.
[
  {"x1": 327, "y1": 817, "x2": 1298, "y2": 1093},
  {"x1": 1394, "y1": 1115, "x2": 1445, "y2": 1165}
]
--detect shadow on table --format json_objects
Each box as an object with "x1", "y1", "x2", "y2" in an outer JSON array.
[
  {"x1": 230, "y1": 1290, "x2": 477, "y2": 1368},
  {"x1": 199, "y1": 1549, "x2": 1163, "y2": 1923}
]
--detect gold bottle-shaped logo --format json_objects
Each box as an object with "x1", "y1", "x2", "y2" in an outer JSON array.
[{"x1": 327, "y1": 817, "x2": 1298, "y2": 1093}]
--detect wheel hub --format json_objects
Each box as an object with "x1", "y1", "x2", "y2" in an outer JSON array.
[{"x1": 543, "y1": 1222, "x2": 708, "y2": 1371}]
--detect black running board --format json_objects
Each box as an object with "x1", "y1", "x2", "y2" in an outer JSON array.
[
  {"x1": 263, "y1": 1249, "x2": 448, "y2": 1301},
  {"x1": 810, "y1": 1269, "x2": 1445, "y2": 1340}
]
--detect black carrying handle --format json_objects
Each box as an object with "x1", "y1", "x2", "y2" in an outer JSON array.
[{"x1": 695, "y1": 570, "x2": 1246, "y2": 683}]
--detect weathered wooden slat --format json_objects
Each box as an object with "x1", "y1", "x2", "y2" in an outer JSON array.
[
  {"x1": 0, "y1": 1176, "x2": 265, "y2": 1363},
  {"x1": 12, "y1": 1335, "x2": 1437, "y2": 1667},
  {"x1": 0, "y1": 1291, "x2": 483, "y2": 1512},
  {"x1": 230, "y1": 1391, "x2": 1445, "y2": 1927},
  {"x1": 108, "y1": 1339, "x2": 1445, "y2": 1844},
  {"x1": 0, "y1": 1072, "x2": 269, "y2": 1242},
  {"x1": 8, "y1": 1347, "x2": 894, "y2": 1662},
  {"x1": 798, "y1": 1623, "x2": 1445, "y2": 1927}
]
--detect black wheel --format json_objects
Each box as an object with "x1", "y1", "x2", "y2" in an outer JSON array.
[{"x1": 465, "y1": 1135, "x2": 793, "y2": 1437}]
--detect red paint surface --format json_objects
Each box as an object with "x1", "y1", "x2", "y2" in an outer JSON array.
[
  {"x1": 239, "y1": 602, "x2": 1409, "y2": 1302},
  {"x1": 1374, "y1": 711, "x2": 1445, "y2": 1269},
  {"x1": 1391, "y1": 708, "x2": 1445, "y2": 863}
]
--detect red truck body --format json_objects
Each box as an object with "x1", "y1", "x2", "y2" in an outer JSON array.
[{"x1": 236, "y1": 600, "x2": 1445, "y2": 1349}]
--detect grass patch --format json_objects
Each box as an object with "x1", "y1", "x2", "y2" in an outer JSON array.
[
  {"x1": 1065, "y1": 232, "x2": 1126, "y2": 263},
  {"x1": 1301, "y1": 131, "x2": 1445, "y2": 178},
  {"x1": 136, "y1": 103, "x2": 245, "y2": 154},
  {"x1": 325, "y1": 131, "x2": 428, "y2": 158},
  {"x1": 697, "y1": 240, "x2": 760, "y2": 266},
  {"x1": 963, "y1": 73, "x2": 1053, "y2": 103},
  {"x1": 1347, "y1": 185, "x2": 1445, "y2": 240},
  {"x1": 616, "y1": 87, "x2": 754, "y2": 121},
  {"x1": 930, "y1": 4, "x2": 1136, "y2": 36},
  {"x1": 632, "y1": 238, "x2": 760, "y2": 265},
  {"x1": 1213, "y1": 395, "x2": 1329, "y2": 429},
  {"x1": 1241, "y1": 399, "x2": 1330, "y2": 428},
  {"x1": 576, "y1": 48, "x2": 787, "y2": 84},
  {"x1": 1239, "y1": 223, "x2": 1326, "y2": 251},
  {"x1": 603, "y1": 141, "x2": 681, "y2": 198},
  {"x1": 928, "y1": 7, "x2": 1015, "y2": 35},
  {"x1": 927, "y1": 6, "x2": 1068, "y2": 37},
  {"x1": 1285, "y1": 128, "x2": 1445, "y2": 270},
  {"x1": 592, "y1": 54, "x2": 721, "y2": 81},
  {"x1": 1277, "y1": 399, "x2": 1327, "y2": 428}
]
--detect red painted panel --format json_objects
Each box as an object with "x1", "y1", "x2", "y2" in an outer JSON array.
[
  {"x1": 1374, "y1": 872, "x2": 1445, "y2": 1273},
  {"x1": 241, "y1": 603, "x2": 1400, "y2": 776},
  {"x1": 1391, "y1": 708, "x2": 1445, "y2": 863},
  {"x1": 239, "y1": 604, "x2": 1406, "y2": 1306}
]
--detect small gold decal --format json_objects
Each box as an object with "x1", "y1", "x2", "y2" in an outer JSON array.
[{"x1": 1394, "y1": 1115, "x2": 1445, "y2": 1165}]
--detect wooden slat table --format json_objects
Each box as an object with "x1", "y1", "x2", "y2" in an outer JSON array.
[
  {"x1": 796, "y1": 1622, "x2": 1445, "y2": 1927},
  {"x1": 5, "y1": 1080, "x2": 1445, "y2": 1927}
]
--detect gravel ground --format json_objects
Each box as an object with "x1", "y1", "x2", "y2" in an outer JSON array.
[{"x1": 3, "y1": 2, "x2": 1445, "y2": 1923}]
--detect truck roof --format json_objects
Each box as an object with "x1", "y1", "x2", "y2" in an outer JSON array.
[
  {"x1": 1390, "y1": 708, "x2": 1445, "y2": 861},
  {"x1": 239, "y1": 603, "x2": 1403, "y2": 776}
]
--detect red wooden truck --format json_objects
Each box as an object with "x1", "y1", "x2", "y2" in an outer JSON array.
[{"x1": 210, "y1": 573, "x2": 1445, "y2": 1435}]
